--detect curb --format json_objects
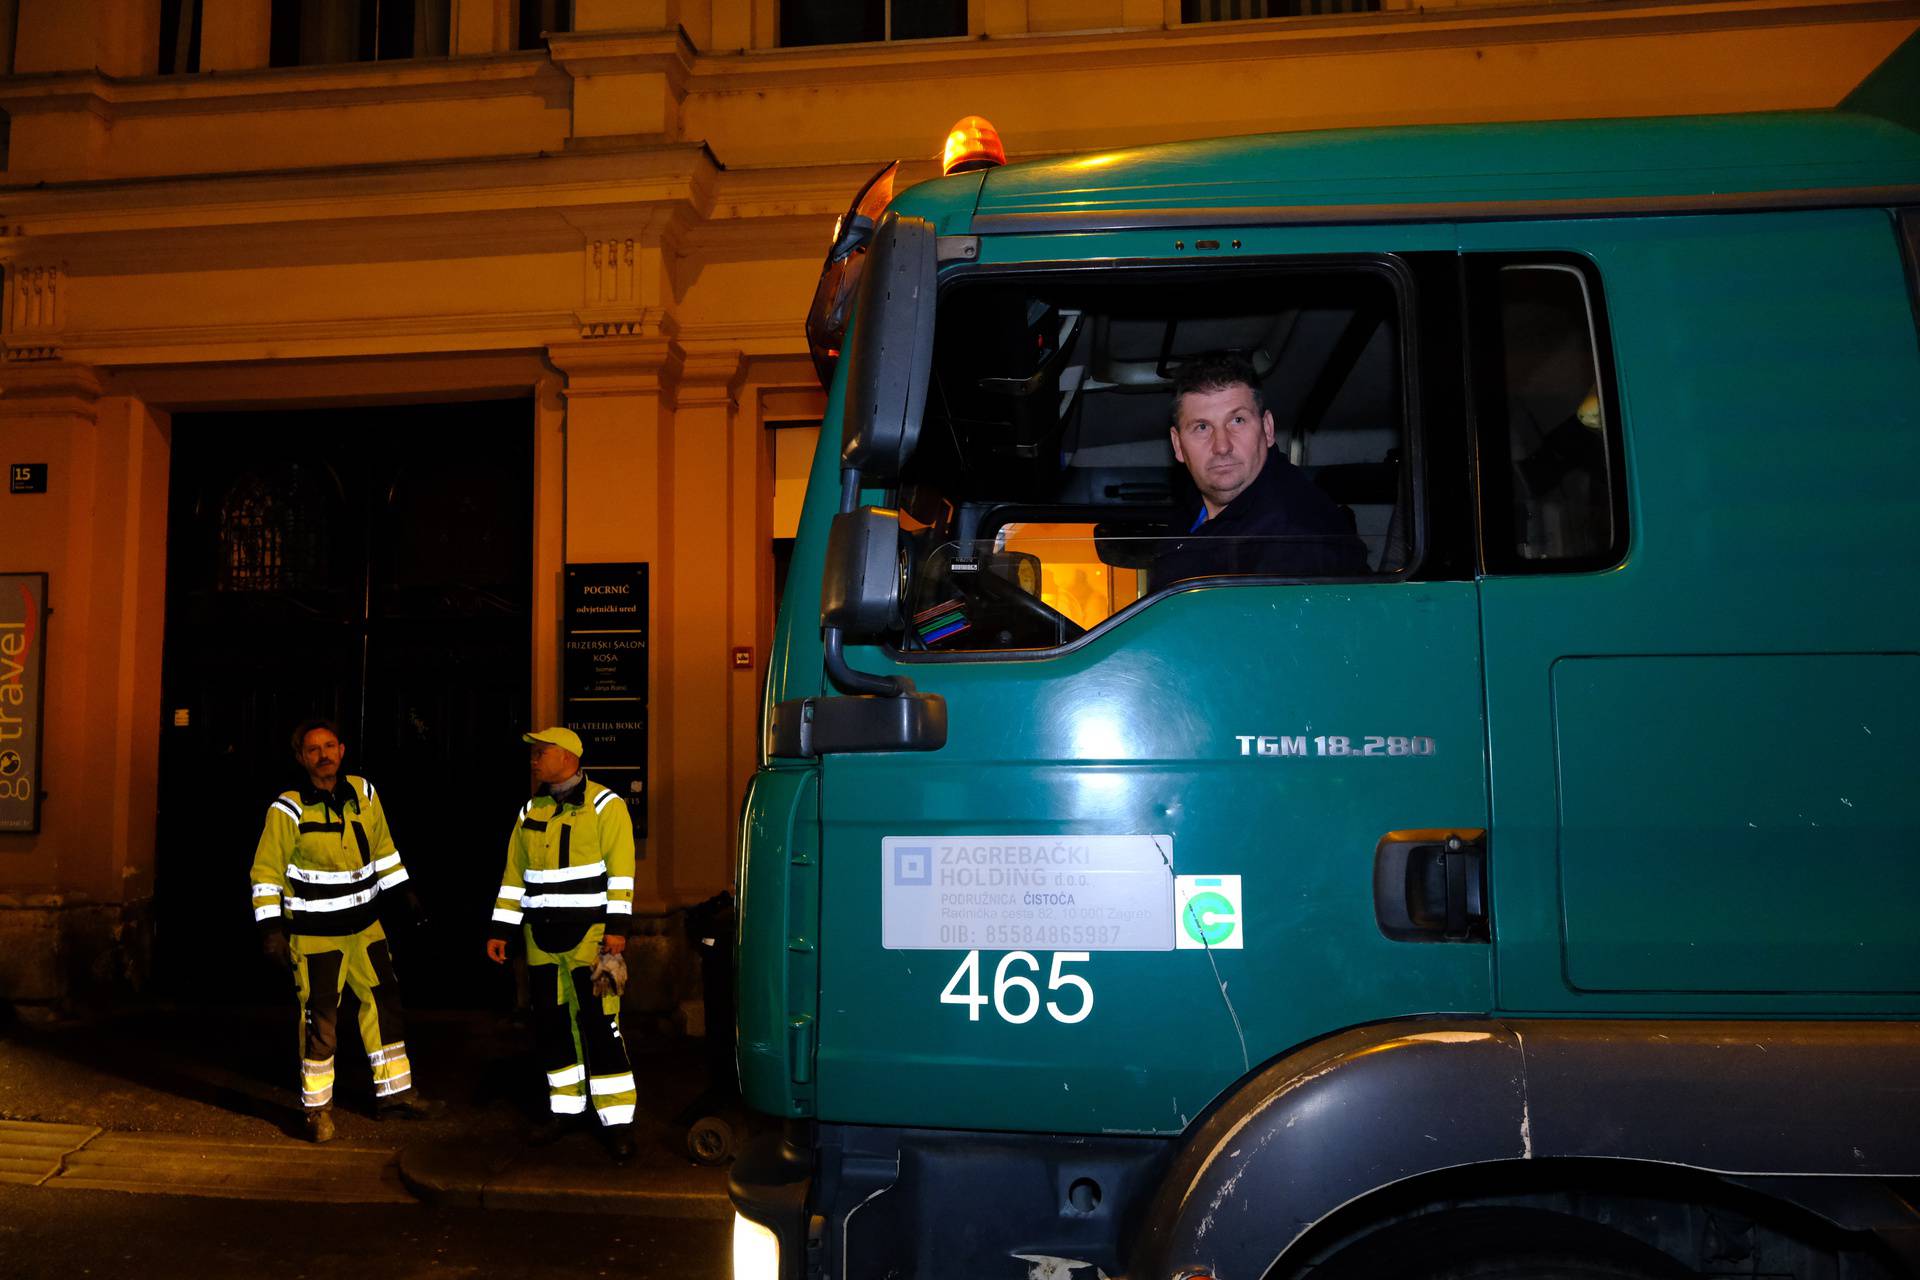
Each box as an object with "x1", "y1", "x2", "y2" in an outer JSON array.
[
  {"x1": 62, "y1": 1132, "x2": 416, "y2": 1204},
  {"x1": 397, "y1": 1136, "x2": 732, "y2": 1219},
  {"x1": 0, "y1": 1119, "x2": 100, "y2": 1186},
  {"x1": 5, "y1": 1117, "x2": 730, "y2": 1216},
  {"x1": 2, "y1": 1119, "x2": 414, "y2": 1203}
]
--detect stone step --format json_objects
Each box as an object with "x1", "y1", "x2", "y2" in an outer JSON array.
[
  {"x1": 52, "y1": 1131, "x2": 415, "y2": 1204},
  {"x1": 0, "y1": 1119, "x2": 101, "y2": 1186}
]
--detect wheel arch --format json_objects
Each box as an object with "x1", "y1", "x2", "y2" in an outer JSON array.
[
  {"x1": 1129, "y1": 1017, "x2": 1920, "y2": 1280},
  {"x1": 1272, "y1": 1157, "x2": 1916, "y2": 1280}
]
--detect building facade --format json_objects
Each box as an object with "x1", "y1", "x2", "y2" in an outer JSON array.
[{"x1": 0, "y1": 0, "x2": 1911, "y2": 1010}]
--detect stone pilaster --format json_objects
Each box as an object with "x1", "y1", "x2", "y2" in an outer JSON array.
[
  {"x1": 667, "y1": 350, "x2": 747, "y2": 905},
  {"x1": 546, "y1": 337, "x2": 683, "y2": 916},
  {"x1": 0, "y1": 364, "x2": 166, "y2": 1009}
]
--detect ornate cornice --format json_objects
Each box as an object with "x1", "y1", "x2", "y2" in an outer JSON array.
[
  {"x1": 674, "y1": 350, "x2": 747, "y2": 409},
  {"x1": 0, "y1": 52, "x2": 568, "y2": 122},
  {"x1": 0, "y1": 360, "x2": 103, "y2": 417},
  {"x1": 546, "y1": 28, "x2": 696, "y2": 87},
  {"x1": 547, "y1": 336, "x2": 684, "y2": 400},
  {"x1": 2, "y1": 262, "x2": 66, "y2": 363}
]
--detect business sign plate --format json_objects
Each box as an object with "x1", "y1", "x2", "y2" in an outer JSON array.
[
  {"x1": 881, "y1": 834, "x2": 1174, "y2": 951},
  {"x1": 562, "y1": 562, "x2": 648, "y2": 839}
]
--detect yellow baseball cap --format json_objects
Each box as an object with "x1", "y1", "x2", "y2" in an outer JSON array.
[{"x1": 522, "y1": 726, "x2": 584, "y2": 758}]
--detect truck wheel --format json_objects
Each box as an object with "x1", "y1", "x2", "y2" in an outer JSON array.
[{"x1": 1310, "y1": 1208, "x2": 1694, "y2": 1280}]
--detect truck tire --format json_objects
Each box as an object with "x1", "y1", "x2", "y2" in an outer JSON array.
[
  {"x1": 687, "y1": 1115, "x2": 736, "y2": 1166},
  {"x1": 1309, "y1": 1208, "x2": 1695, "y2": 1280}
]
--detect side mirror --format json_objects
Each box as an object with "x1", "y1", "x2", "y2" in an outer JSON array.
[
  {"x1": 841, "y1": 212, "x2": 937, "y2": 486},
  {"x1": 805, "y1": 161, "x2": 901, "y2": 386},
  {"x1": 822, "y1": 507, "x2": 904, "y2": 637},
  {"x1": 779, "y1": 503, "x2": 946, "y2": 755}
]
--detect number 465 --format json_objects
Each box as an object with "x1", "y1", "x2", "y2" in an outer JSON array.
[{"x1": 939, "y1": 950, "x2": 1093, "y2": 1025}]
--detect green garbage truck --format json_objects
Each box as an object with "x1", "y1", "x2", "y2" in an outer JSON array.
[{"x1": 729, "y1": 39, "x2": 1920, "y2": 1280}]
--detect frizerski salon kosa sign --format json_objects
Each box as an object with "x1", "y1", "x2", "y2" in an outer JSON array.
[{"x1": 0, "y1": 574, "x2": 47, "y2": 833}]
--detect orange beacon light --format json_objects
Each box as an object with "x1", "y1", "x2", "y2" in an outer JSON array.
[{"x1": 942, "y1": 115, "x2": 1007, "y2": 176}]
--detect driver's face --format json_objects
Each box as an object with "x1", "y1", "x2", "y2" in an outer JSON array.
[
  {"x1": 1171, "y1": 383, "x2": 1275, "y2": 516},
  {"x1": 299, "y1": 729, "x2": 344, "y2": 791}
]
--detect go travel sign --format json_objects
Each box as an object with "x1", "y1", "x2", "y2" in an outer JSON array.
[{"x1": 0, "y1": 574, "x2": 47, "y2": 833}]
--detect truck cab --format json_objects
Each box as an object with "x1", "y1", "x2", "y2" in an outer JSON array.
[{"x1": 731, "y1": 69, "x2": 1920, "y2": 1280}]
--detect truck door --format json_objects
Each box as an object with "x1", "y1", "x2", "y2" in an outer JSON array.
[
  {"x1": 809, "y1": 236, "x2": 1496, "y2": 1135},
  {"x1": 1463, "y1": 214, "x2": 1920, "y2": 1011}
]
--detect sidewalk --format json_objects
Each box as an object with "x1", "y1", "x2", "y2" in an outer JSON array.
[{"x1": 0, "y1": 1002, "x2": 743, "y2": 1218}]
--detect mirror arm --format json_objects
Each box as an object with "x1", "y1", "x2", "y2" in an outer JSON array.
[
  {"x1": 824, "y1": 465, "x2": 908, "y2": 695},
  {"x1": 823, "y1": 626, "x2": 907, "y2": 698}
]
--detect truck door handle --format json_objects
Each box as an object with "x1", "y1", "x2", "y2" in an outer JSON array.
[{"x1": 1374, "y1": 829, "x2": 1488, "y2": 943}]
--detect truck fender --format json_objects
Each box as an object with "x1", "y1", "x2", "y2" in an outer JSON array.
[{"x1": 1131, "y1": 1018, "x2": 1920, "y2": 1280}]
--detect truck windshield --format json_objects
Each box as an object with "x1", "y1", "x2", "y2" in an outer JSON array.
[{"x1": 894, "y1": 262, "x2": 1408, "y2": 652}]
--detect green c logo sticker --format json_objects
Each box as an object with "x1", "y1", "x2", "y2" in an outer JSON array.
[{"x1": 1182, "y1": 891, "x2": 1236, "y2": 946}]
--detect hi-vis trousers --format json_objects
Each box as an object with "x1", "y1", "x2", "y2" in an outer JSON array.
[
  {"x1": 291, "y1": 924, "x2": 413, "y2": 1111},
  {"x1": 526, "y1": 924, "x2": 636, "y2": 1127}
]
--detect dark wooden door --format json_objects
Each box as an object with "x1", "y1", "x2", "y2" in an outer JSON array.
[{"x1": 155, "y1": 399, "x2": 533, "y2": 1007}]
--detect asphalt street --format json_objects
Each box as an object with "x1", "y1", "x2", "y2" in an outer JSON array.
[
  {"x1": 0, "y1": 1183, "x2": 730, "y2": 1279},
  {"x1": 0, "y1": 1003, "x2": 745, "y2": 1275}
]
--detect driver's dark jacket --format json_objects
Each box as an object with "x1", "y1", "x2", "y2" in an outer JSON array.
[{"x1": 1149, "y1": 450, "x2": 1370, "y2": 592}]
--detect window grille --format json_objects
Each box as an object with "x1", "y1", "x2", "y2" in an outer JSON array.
[{"x1": 216, "y1": 469, "x2": 325, "y2": 593}]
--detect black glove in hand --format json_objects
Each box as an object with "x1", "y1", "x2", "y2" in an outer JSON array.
[
  {"x1": 261, "y1": 927, "x2": 292, "y2": 971},
  {"x1": 401, "y1": 886, "x2": 428, "y2": 930}
]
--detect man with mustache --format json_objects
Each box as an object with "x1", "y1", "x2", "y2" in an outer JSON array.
[{"x1": 251, "y1": 718, "x2": 437, "y2": 1142}]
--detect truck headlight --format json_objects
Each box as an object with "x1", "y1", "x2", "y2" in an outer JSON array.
[{"x1": 733, "y1": 1212, "x2": 780, "y2": 1280}]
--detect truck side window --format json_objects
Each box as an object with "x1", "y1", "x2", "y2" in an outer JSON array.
[
  {"x1": 893, "y1": 261, "x2": 1414, "y2": 655},
  {"x1": 1469, "y1": 258, "x2": 1626, "y2": 571}
]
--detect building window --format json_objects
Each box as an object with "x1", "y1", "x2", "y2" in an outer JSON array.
[
  {"x1": 269, "y1": 0, "x2": 452, "y2": 68},
  {"x1": 1182, "y1": 0, "x2": 1381, "y2": 19},
  {"x1": 780, "y1": 0, "x2": 966, "y2": 47},
  {"x1": 517, "y1": 0, "x2": 573, "y2": 49},
  {"x1": 160, "y1": 0, "x2": 204, "y2": 75}
]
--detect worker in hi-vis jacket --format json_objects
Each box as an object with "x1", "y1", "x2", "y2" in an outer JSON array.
[
  {"x1": 487, "y1": 726, "x2": 639, "y2": 1162},
  {"x1": 250, "y1": 718, "x2": 440, "y2": 1143}
]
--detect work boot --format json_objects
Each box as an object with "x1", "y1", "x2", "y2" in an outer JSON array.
[
  {"x1": 524, "y1": 1113, "x2": 579, "y2": 1147},
  {"x1": 376, "y1": 1091, "x2": 445, "y2": 1120},
  {"x1": 604, "y1": 1124, "x2": 636, "y2": 1164},
  {"x1": 306, "y1": 1109, "x2": 336, "y2": 1144}
]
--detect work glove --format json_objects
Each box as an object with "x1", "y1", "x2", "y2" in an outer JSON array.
[
  {"x1": 589, "y1": 951, "x2": 628, "y2": 999},
  {"x1": 261, "y1": 927, "x2": 292, "y2": 971}
]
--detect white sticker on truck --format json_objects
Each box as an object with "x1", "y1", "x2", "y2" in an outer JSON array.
[{"x1": 881, "y1": 834, "x2": 1174, "y2": 951}]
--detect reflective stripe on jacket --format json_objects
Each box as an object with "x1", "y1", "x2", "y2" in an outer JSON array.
[
  {"x1": 249, "y1": 776, "x2": 408, "y2": 937},
  {"x1": 492, "y1": 776, "x2": 636, "y2": 950}
]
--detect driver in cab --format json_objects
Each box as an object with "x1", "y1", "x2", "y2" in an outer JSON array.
[{"x1": 1149, "y1": 351, "x2": 1369, "y2": 591}]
